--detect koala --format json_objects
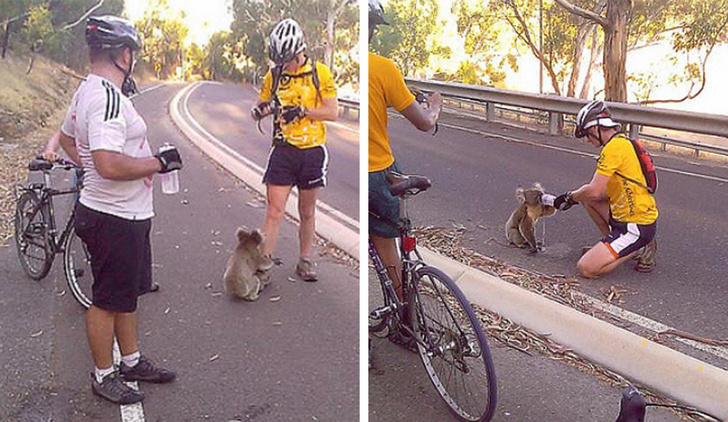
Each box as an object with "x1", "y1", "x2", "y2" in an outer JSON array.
[
  {"x1": 223, "y1": 226, "x2": 271, "y2": 301},
  {"x1": 505, "y1": 183, "x2": 556, "y2": 253}
]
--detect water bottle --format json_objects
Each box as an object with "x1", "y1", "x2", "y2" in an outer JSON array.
[{"x1": 158, "y1": 143, "x2": 179, "y2": 195}]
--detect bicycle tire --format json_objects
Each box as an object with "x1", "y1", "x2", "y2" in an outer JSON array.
[
  {"x1": 63, "y1": 226, "x2": 93, "y2": 309},
  {"x1": 409, "y1": 266, "x2": 497, "y2": 422},
  {"x1": 14, "y1": 191, "x2": 53, "y2": 280},
  {"x1": 369, "y1": 269, "x2": 393, "y2": 337}
]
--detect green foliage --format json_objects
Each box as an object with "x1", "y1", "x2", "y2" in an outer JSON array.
[
  {"x1": 20, "y1": 5, "x2": 53, "y2": 52},
  {"x1": 135, "y1": 0, "x2": 189, "y2": 79},
  {"x1": 204, "y1": 30, "x2": 243, "y2": 81},
  {"x1": 229, "y1": 0, "x2": 358, "y2": 88},
  {"x1": 370, "y1": 0, "x2": 451, "y2": 77}
]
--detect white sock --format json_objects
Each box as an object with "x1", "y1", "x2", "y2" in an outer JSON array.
[
  {"x1": 121, "y1": 351, "x2": 141, "y2": 368},
  {"x1": 95, "y1": 366, "x2": 114, "y2": 383}
]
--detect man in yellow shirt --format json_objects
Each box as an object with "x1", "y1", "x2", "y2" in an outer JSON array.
[
  {"x1": 551, "y1": 100, "x2": 658, "y2": 277},
  {"x1": 368, "y1": 0, "x2": 442, "y2": 304},
  {"x1": 251, "y1": 18, "x2": 338, "y2": 281}
]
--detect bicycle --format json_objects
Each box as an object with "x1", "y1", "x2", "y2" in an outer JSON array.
[
  {"x1": 14, "y1": 157, "x2": 93, "y2": 308},
  {"x1": 369, "y1": 172, "x2": 498, "y2": 422}
]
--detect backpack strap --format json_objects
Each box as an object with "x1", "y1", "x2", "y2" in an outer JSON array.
[{"x1": 613, "y1": 134, "x2": 655, "y2": 194}]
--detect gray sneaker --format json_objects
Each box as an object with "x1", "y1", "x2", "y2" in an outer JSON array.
[
  {"x1": 635, "y1": 239, "x2": 657, "y2": 273},
  {"x1": 91, "y1": 371, "x2": 144, "y2": 404},
  {"x1": 120, "y1": 355, "x2": 176, "y2": 383},
  {"x1": 296, "y1": 258, "x2": 318, "y2": 282}
]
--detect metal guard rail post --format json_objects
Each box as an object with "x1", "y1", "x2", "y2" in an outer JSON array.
[
  {"x1": 406, "y1": 78, "x2": 728, "y2": 154},
  {"x1": 338, "y1": 98, "x2": 360, "y2": 120}
]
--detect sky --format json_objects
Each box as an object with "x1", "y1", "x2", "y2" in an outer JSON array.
[{"x1": 124, "y1": 0, "x2": 235, "y2": 46}]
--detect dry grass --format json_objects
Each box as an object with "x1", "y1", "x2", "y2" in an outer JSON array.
[{"x1": 0, "y1": 53, "x2": 77, "y2": 245}]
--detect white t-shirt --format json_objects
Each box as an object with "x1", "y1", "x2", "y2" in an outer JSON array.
[{"x1": 61, "y1": 74, "x2": 154, "y2": 220}]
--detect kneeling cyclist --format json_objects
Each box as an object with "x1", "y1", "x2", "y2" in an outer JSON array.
[{"x1": 551, "y1": 100, "x2": 658, "y2": 278}]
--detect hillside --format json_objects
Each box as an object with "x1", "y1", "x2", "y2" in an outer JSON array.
[{"x1": 0, "y1": 52, "x2": 79, "y2": 244}]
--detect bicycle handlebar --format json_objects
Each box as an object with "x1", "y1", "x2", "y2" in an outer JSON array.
[{"x1": 29, "y1": 157, "x2": 79, "y2": 172}]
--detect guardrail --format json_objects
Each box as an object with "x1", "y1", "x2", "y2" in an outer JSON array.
[
  {"x1": 406, "y1": 78, "x2": 728, "y2": 157},
  {"x1": 338, "y1": 98, "x2": 359, "y2": 119}
]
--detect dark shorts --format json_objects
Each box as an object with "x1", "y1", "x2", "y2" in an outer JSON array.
[
  {"x1": 262, "y1": 144, "x2": 328, "y2": 189},
  {"x1": 601, "y1": 216, "x2": 657, "y2": 259},
  {"x1": 368, "y1": 162, "x2": 400, "y2": 238},
  {"x1": 74, "y1": 203, "x2": 153, "y2": 313}
]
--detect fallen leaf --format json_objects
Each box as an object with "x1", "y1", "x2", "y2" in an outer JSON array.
[
  {"x1": 164, "y1": 307, "x2": 171, "y2": 314},
  {"x1": 181, "y1": 199, "x2": 189, "y2": 205},
  {"x1": 209, "y1": 354, "x2": 219, "y2": 362},
  {"x1": 30, "y1": 330, "x2": 43, "y2": 338},
  {"x1": 269, "y1": 295, "x2": 281, "y2": 302},
  {"x1": 56, "y1": 290, "x2": 66, "y2": 296},
  {"x1": 211, "y1": 292, "x2": 223, "y2": 297},
  {"x1": 204, "y1": 283, "x2": 212, "y2": 289},
  {"x1": 272, "y1": 321, "x2": 282, "y2": 326},
  {"x1": 287, "y1": 277, "x2": 296, "y2": 283}
]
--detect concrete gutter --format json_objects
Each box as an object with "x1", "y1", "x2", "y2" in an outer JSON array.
[
  {"x1": 418, "y1": 247, "x2": 728, "y2": 419},
  {"x1": 169, "y1": 82, "x2": 359, "y2": 260}
]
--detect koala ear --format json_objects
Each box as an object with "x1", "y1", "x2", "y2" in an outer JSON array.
[
  {"x1": 534, "y1": 182, "x2": 543, "y2": 192},
  {"x1": 251, "y1": 229, "x2": 263, "y2": 245},
  {"x1": 236, "y1": 226, "x2": 252, "y2": 243},
  {"x1": 516, "y1": 187, "x2": 525, "y2": 203}
]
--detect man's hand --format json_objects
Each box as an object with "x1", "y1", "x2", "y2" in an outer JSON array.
[
  {"x1": 40, "y1": 150, "x2": 60, "y2": 162},
  {"x1": 155, "y1": 145, "x2": 183, "y2": 174},
  {"x1": 553, "y1": 192, "x2": 577, "y2": 211},
  {"x1": 251, "y1": 102, "x2": 272, "y2": 121},
  {"x1": 279, "y1": 105, "x2": 306, "y2": 124}
]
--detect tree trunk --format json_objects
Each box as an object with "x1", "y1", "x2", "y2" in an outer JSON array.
[
  {"x1": 602, "y1": 0, "x2": 631, "y2": 102},
  {"x1": 567, "y1": 23, "x2": 593, "y2": 97},
  {"x1": 2, "y1": 21, "x2": 11, "y2": 59},
  {"x1": 325, "y1": 11, "x2": 335, "y2": 70},
  {"x1": 580, "y1": 27, "x2": 602, "y2": 98}
]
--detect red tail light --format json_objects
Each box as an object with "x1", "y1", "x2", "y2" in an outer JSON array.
[{"x1": 402, "y1": 236, "x2": 416, "y2": 252}]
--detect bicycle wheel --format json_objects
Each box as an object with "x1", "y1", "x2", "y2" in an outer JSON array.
[
  {"x1": 63, "y1": 226, "x2": 93, "y2": 309},
  {"x1": 409, "y1": 266, "x2": 497, "y2": 422},
  {"x1": 14, "y1": 191, "x2": 53, "y2": 280},
  {"x1": 368, "y1": 266, "x2": 393, "y2": 337}
]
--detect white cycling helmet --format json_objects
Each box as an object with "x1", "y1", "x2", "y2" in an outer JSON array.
[
  {"x1": 269, "y1": 18, "x2": 306, "y2": 65},
  {"x1": 575, "y1": 100, "x2": 621, "y2": 138}
]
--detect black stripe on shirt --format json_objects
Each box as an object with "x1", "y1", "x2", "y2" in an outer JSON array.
[{"x1": 104, "y1": 82, "x2": 111, "y2": 121}]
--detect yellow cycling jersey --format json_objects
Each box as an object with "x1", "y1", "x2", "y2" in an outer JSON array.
[
  {"x1": 259, "y1": 59, "x2": 337, "y2": 149},
  {"x1": 596, "y1": 133, "x2": 658, "y2": 224},
  {"x1": 369, "y1": 52, "x2": 415, "y2": 172}
]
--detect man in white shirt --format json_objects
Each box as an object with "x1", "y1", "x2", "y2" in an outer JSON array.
[{"x1": 57, "y1": 16, "x2": 181, "y2": 404}]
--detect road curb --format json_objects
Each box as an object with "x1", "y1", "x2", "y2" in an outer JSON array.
[
  {"x1": 168, "y1": 82, "x2": 359, "y2": 260},
  {"x1": 418, "y1": 247, "x2": 728, "y2": 419}
]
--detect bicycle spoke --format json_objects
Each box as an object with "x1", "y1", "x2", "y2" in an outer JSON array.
[{"x1": 412, "y1": 267, "x2": 496, "y2": 422}]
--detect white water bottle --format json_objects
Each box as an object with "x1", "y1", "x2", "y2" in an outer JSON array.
[{"x1": 158, "y1": 143, "x2": 179, "y2": 194}]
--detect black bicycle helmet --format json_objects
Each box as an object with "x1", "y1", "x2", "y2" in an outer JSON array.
[
  {"x1": 86, "y1": 16, "x2": 141, "y2": 51},
  {"x1": 269, "y1": 19, "x2": 306, "y2": 65},
  {"x1": 368, "y1": 0, "x2": 389, "y2": 41},
  {"x1": 575, "y1": 99, "x2": 620, "y2": 138}
]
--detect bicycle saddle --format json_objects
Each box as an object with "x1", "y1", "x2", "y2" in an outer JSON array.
[
  {"x1": 387, "y1": 172, "x2": 432, "y2": 197},
  {"x1": 28, "y1": 159, "x2": 53, "y2": 172},
  {"x1": 616, "y1": 386, "x2": 646, "y2": 422}
]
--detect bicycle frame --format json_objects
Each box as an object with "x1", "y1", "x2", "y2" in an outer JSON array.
[{"x1": 18, "y1": 166, "x2": 80, "y2": 255}]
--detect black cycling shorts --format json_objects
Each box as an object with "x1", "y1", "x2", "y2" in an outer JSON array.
[
  {"x1": 601, "y1": 216, "x2": 657, "y2": 259},
  {"x1": 262, "y1": 144, "x2": 328, "y2": 189},
  {"x1": 74, "y1": 202, "x2": 153, "y2": 313}
]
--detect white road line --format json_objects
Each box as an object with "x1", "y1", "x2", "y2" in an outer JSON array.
[
  {"x1": 396, "y1": 113, "x2": 728, "y2": 185},
  {"x1": 182, "y1": 83, "x2": 359, "y2": 231},
  {"x1": 113, "y1": 341, "x2": 145, "y2": 422},
  {"x1": 129, "y1": 82, "x2": 168, "y2": 100},
  {"x1": 575, "y1": 292, "x2": 728, "y2": 363}
]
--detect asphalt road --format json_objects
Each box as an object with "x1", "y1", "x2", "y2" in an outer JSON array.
[
  {"x1": 368, "y1": 275, "x2": 680, "y2": 422},
  {"x1": 185, "y1": 82, "x2": 360, "y2": 220},
  {"x1": 1, "y1": 83, "x2": 359, "y2": 422},
  {"x1": 386, "y1": 111, "x2": 728, "y2": 344}
]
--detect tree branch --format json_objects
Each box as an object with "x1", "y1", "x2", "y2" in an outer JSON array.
[
  {"x1": 553, "y1": 0, "x2": 608, "y2": 28},
  {"x1": 62, "y1": 0, "x2": 106, "y2": 31}
]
